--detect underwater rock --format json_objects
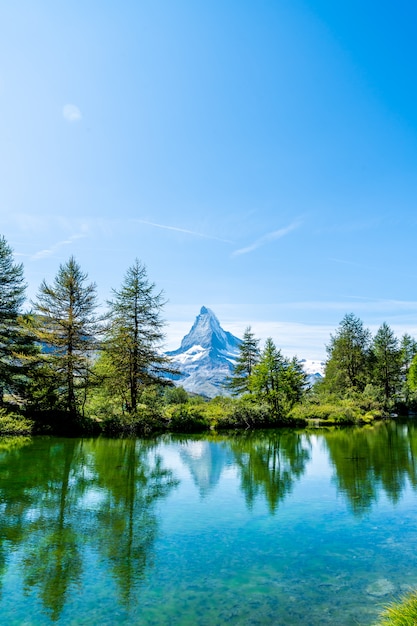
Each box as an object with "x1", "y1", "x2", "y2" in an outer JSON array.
[{"x1": 366, "y1": 578, "x2": 395, "y2": 597}]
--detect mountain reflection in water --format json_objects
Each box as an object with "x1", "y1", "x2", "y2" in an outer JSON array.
[{"x1": 1, "y1": 422, "x2": 417, "y2": 624}]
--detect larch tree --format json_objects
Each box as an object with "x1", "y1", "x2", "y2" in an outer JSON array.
[
  {"x1": 103, "y1": 259, "x2": 174, "y2": 413},
  {"x1": 32, "y1": 256, "x2": 101, "y2": 419}
]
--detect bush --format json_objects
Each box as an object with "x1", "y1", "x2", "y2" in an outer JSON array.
[
  {"x1": 166, "y1": 404, "x2": 210, "y2": 433},
  {"x1": 0, "y1": 409, "x2": 33, "y2": 435},
  {"x1": 215, "y1": 399, "x2": 271, "y2": 429},
  {"x1": 288, "y1": 399, "x2": 374, "y2": 425},
  {"x1": 101, "y1": 396, "x2": 168, "y2": 436}
]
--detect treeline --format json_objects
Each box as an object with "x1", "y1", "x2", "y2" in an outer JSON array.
[
  {"x1": 225, "y1": 314, "x2": 417, "y2": 425},
  {"x1": 0, "y1": 234, "x2": 176, "y2": 434},
  {"x1": 1, "y1": 233, "x2": 417, "y2": 436}
]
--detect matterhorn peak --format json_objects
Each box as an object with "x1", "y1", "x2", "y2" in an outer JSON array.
[
  {"x1": 166, "y1": 307, "x2": 242, "y2": 397},
  {"x1": 176, "y1": 306, "x2": 240, "y2": 353}
]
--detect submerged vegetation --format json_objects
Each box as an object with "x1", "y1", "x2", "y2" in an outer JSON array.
[{"x1": 1, "y1": 233, "x2": 417, "y2": 436}]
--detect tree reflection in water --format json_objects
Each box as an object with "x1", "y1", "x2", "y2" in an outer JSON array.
[
  {"x1": 0, "y1": 437, "x2": 178, "y2": 621},
  {"x1": 228, "y1": 430, "x2": 311, "y2": 513},
  {"x1": 89, "y1": 438, "x2": 178, "y2": 607},
  {"x1": 2, "y1": 423, "x2": 417, "y2": 622},
  {"x1": 323, "y1": 420, "x2": 417, "y2": 515}
]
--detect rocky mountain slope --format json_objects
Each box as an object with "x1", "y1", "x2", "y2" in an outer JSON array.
[
  {"x1": 166, "y1": 306, "x2": 241, "y2": 398},
  {"x1": 166, "y1": 307, "x2": 324, "y2": 398}
]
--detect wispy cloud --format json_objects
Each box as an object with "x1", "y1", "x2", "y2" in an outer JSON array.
[
  {"x1": 232, "y1": 221, "x2": 301, "y2": 257},
  {"x1": 134, "y1": 219, "x2": 233, "y2": 243},
  {"x1": 62, "y1": 104, "x2": 82, "y2": 122},
  {"x1": 32, "y1": 231, "x2": 88, "y2": 260}
]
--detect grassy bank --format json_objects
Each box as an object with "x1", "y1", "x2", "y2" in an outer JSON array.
[
  {"x1": 0, "y1": 392, "x2": 388, "y2": 437},
  {"x1": 379, "y1": 591, "x2": 417, "y2": 625}
]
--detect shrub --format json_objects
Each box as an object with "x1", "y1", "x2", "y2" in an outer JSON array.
[
  {"x1": 166, "y1": 404, "x2": 210, "y2": 433},
  {"x1": 0, "y1": 409, "x2": 34, "y2": 435}
]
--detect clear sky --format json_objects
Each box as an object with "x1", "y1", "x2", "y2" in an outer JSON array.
[{"x1": 1, "y1": 1, "x2": 417, "y2": 359}]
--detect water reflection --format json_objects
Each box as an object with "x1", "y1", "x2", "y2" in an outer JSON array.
[
  {"x1": 0, "y1": 437, "x2": 177, "y2": 622},
  {"x1": 2, "y1": 423, "x2": 417, "y2": 623},
  {"x1": 228, "y1": 430, "x2": 311, "y2": 512},
  {"x1": 88, "y1": 439, "x2": 178, "y2": 607},
  {"x1": 323, "y1": 420, "x2": 417, "y2": 515},
  {"x1": 179, "y1": 440, "x2": 233, "y2": 496}
]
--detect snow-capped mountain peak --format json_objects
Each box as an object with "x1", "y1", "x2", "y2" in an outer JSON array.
[
  {"x1": 171, "y1": 306, "x2": 241, "y2": 355},
  {"x1": 166, "y1": 307, "x2": 324, "y2": 398},
  {"x1": 166, "y1": 307, "x2": 241, "y2": 397}
]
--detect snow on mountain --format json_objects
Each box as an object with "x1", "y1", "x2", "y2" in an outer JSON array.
[
  {"x1": 166, "y1": 307, "x2": 324, "y2": 398},
  {"x1": 169, "y1": 305, "x2": 241, "y2": 355},
  {"x1": 299, "y1": 358, "x2": 325, "y2": 386},
  {"x1": 166, "y1": 306, "x2": 241, "y2": 398}
]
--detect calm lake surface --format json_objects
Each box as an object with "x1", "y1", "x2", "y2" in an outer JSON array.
[{"x1": 2, "y1": 421, "x2": 417, "y2": 625}]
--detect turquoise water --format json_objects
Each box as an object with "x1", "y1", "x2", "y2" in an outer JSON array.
[{"x1": 1, "y1": 421, "x2": 417, "y2": 624}]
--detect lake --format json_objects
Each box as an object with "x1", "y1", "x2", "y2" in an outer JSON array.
[{"x1": 1, "y1": 420, "x2": 417, "y2": 625}]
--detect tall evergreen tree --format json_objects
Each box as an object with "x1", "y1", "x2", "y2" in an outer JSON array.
[
  {"x1": 324, "y1": 313, "x2": 372, "y2": 394},
  {"x1": 32, "y1": 256, "x2": 101, "y2": 419},
  {"x1": 372, "y1": 322, "x2": 402, "y2": 407},
  {"x1": 249, "y1": 338, "x2": 304, "y2": 417},
  {"x1": 400, "y1": 334, "x2": 417, "y2": 405},
  {"x1": 0, "y1": 235, "x2": 34, "y2": 404},
  {"x1": 104, "y1": 260, "x2": 174, "y2": 413},
  {"x1": 226, "y1": 326, "x2": 260, "y2": 395}
]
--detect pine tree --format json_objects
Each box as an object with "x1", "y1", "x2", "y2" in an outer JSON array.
[
  {"x1": 226, "y1": 326, "x2": 260, "y2": 395},
  {"x1": 400, "y1": 334, "x2": 417, "y2": 406},
  {"x1": 0, "y1": 235, "x2": 34, "y2": 404},
  {"x1": 324, "y1": 313, "x2": 372, "y2": 394},
  {"x1": 372, "y1": 322, "x2": 402, "y2": 407},
  {"x1": 32, "y1": 256, "x2": 101, "y2": 419},
  {"x1": 104, "y1": 260, "x2": 174, "y2": 413},
  {"x1": 250, "y1": 338, "x2": 287, "y2": 417}
]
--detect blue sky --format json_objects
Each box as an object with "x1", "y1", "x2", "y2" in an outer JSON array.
[{"x1": 1, "y1": 1, "x2": 417, "y2": 359}]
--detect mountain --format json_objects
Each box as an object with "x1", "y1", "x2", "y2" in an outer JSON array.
[
  {"x1": 166, "y1": 307, "x2": 324, "y2": 398},
  {"x1": 299, "y1": 359, "x2": 325, "y2": 387},
  {"x1": 166, "y1": 306, "x2": 241, "y2": 398}
]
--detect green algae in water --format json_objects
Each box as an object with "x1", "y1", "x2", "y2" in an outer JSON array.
[{"x1": 1, "y1": 423, "x2": 417, "y2": 624}]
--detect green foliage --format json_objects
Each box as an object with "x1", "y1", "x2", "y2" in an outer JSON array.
[
  {"x1": 0, "y1": 235, "x2": 36, "y2": 404},
  {"x1": 249, "y1": 338, "x2": 306, "y2": 419},
  {"x1": 324, "y1": 313, "x2": 372, "y2": 393},
  {"x1": 226, "y1": 326, "x2": 260, "y2": 395},
  {"x1": 217, "y1": 398, "x2": 274, "y2": 429},
  {"x1": 400, "y1": 334, "x2": 417, "y2": 407},
  {"x1": 165, "y1": 404, "x2": 210, "y2": 432},
  {"x1": 379, "y1": 591, "x2": 417, "y2": 625},
  {"x1": 2, "y1": 229, "x2": 417, "y2": 436},
  {"x1": 102, "y1": 409, "x2": 167, "y2": 437},
  {"x1": 95, "y1": 385, "x2": 167, "y2": 436},
  {"x1": 408, "y1": 353, "x2": 417, "y2": 392},
  {"x1": 289, "y1": 388, "x2": 383, "y2": 425},
  {"x1": 31, "y1": 256, "x2": 101, "y2": 420},
  {"x1": 0, "y1": 408, "x2": 33, "y2": 435},
  {"x1": 163, "y1": 385, "x2": 189, "y2": 404},
  {"x1": 371, "y1": 322, "x2": 402, "y2": 408},
  {"x1": 103, "y1": 259, "x2": 176, "y2": 414}
]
